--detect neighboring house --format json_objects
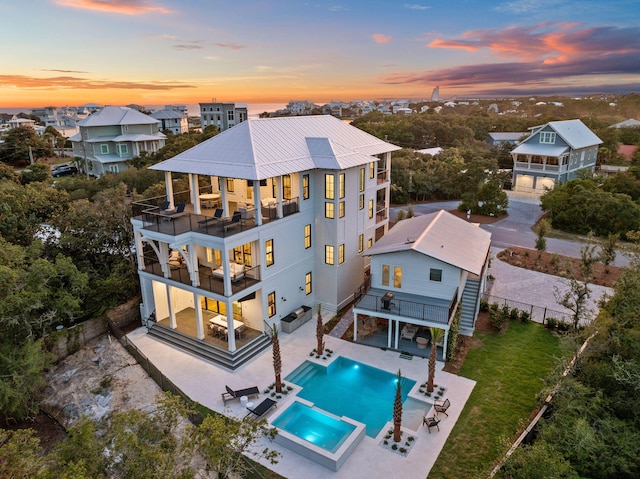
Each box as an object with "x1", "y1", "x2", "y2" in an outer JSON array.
[
  {"x1": 8, "y1": 116, "x2": 36, "y2": 130},
  {"x1": 70, "y1": 106, "x2": 166, "y2": 177},
  {"x1": 151, "y1": 107, "x2": 189, "y2": 135},
  {"x1": 511, "y1": 119, "x2": 602, "y2": 192},
  {"x1": 131, "y1": 115, "x2": 400, "y2": 369},
  {"x1": 609, "y1": 119, "x2": 640, "y2": 129},
  {"x1": 199, "y1": 100, "x2": 247, "y2": 132},
  {"x1": 353, "y1": 211, "x2": 491, "y2": 358},
  {"x1": 416, "y1": 147, "x2": 443, "y2": 156},
  {"x1": 486, "y1": 132, "x2": 528, "y2": 146}
]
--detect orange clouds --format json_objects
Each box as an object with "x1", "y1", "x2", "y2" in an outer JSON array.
[
  {"x1": 0, "y1": 75, "x2": 194, "y2": 91},
  {"x1": 55, "y1": 0, "x2": 170, "y2": 15},
  {"x1": 372, "y1": 33, "x2": 393, "y2": 44}
]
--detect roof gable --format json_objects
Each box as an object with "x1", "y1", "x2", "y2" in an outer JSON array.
[{"x1": 79, "y1": 106, "x2": 160, "y2": 127}]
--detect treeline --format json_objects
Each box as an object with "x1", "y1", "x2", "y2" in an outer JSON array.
[{"x1": 498, "y1": 245, "x2": 640, "y2": 479}]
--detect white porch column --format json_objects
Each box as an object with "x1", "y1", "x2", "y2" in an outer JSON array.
[
  {"x1": 190, "y1": 173, "x2": 201, "y2": 214},
  {"x1": 442, "y1": 329, "x2": 448, "y2": 360},
  {"x1": 221, "y1": 247, "x2": 232, "y2": 296},
  {"x1": 165, "y1": 171, "x2": 175, "y2": 208},
  {"x1": 394, "y1": 320, "x2": 400, "y2": 349},
  {"x1": 194, "y1": 293, "x2": 204, "y2": 340},
  {"x1": 387, "y1": 320, "x2": 393, "y2": 348},
  {"x1": 166, "y1": 284, "x2": 176, "y2": 329},
  {"x1": 254, "y1": 182, "x2": 262, "y2": 226},
  {"x1": 135, "y1": 231, "x2": 145, "y2": 271},
  {"x1": 352, "y1": 311, "x2": 358, "y2": 339},
  {"x1": 226, "y1": 300, "x2": 237, "y2": 352},
  {"x1": 220, "y1": 178, "x2": 228, "y2": 217},
  {"x1": 188, "y1": 244, "x2": 199, "y2": 286},
  {"x1": 275, "y1": 176, "x2": 283, "y2": 218}
]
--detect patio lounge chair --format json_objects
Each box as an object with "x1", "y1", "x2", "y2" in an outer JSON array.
[
  {"x1": 245, "y1": 398, "x2": 277, "y2": 419},
  {"x1": 164, "y1": 202, "x2": 186, "y2": 218},
  {"x1": 222, "y1": 211, "x2": 242, "y2": 232},
  {"x1": 221, "y1": 385, "x2": 260, "y2": 405},
  {"x1": 198, "y1": 208, "x2": 223, "y2": 227},
  {"x1": 434, "y1": 398, "x2": 450, "y2": 417},
  {"x1": 423, "y1": 415, "x2": 440, "y2": 433}
]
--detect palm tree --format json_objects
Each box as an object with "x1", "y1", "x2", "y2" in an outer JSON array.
[
  {"x1": 316, "y1": 304, "x2": 324, "y2": 356},
  {"x1": 428, "y1": 327, "x2": 445, "y2": 393},
  {"x1": 393, "y1": 369, "x2": 403, "y2": 442},
  {"x1": 272, "y1": 324, "x2": 282, "y2": 393}
]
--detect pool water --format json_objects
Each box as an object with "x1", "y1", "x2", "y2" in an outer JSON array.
[
  {"x1": 272, "y1": 401, "x2": 356, "y2": 453},
  {"x1": 285, "y1": 356, "x2": 416, "y2": 437}
]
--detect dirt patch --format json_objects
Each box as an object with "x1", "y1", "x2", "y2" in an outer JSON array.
[
  {"x1": 445, "y1": 209, "x2": 504, "y2": 225},
  {"x1": 497, "y1": 246, "x2": 624, "y2": 288}
]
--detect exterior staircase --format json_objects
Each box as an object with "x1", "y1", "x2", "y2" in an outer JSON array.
[
  {"x1": 147, "y1": 323, "x2": 272, "y2": 370},
  {"x1": 459, "y1": 277, "x2": 481, "y2": 336}
]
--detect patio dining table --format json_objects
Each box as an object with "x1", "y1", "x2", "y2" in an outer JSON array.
[{"x1": 209, "y1": 314, "x2": 245, "y2": 335}]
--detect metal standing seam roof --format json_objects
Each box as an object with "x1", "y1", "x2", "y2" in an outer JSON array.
[
  {"x1": 78, "y1": 106, "x2": 161, "y2": 127},
  {"x1": 149, "y1": 115, "x2": 401, "y2": 180},
  {"x1": 365, "y1": 210, "x2": 492, "y2": 276},
  {"x1": 519, "y1": 119, "x2": 602, "y2": 152},
  {"x1": 511, "y1": 143, "x2": 569, "y2": 157}
]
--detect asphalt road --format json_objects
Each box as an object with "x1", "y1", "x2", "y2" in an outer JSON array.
[{"x1": 390, "y1": 191, "x2": 630, "y2": 267}]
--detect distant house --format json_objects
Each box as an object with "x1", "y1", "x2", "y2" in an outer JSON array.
[
  {"x1": 199, "y1": 100, "x2": 247, "y2": 132},
  {"x1": 415, "y1": 147, "x2": 443, "y2": 156},
  {"x1": 486, "y1": 132, "x2": 529, "y2": 146},
  {"x1": 511, "y1": 119, "x2": 602, "y2": 193},
  {"x1": 353, "y1": 210, "x2": 491, "y2": 358},
  {"x1": 70, "y1": 106, "x2": 166, "y2": 176},
  {"x1": 609, "y1": 119, "x2": 640, "y2": 129},
  {"x1": 151, "y1": 107, "x2": 189, "y2": 135}
]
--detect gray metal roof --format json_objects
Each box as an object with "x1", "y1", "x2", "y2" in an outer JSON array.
[
  {"x1": 522, "y1": 119, "x2": 601, "y2": 151},
  {"x1": 78, "y1": 106, "x2": 160, "y2": 127},
  {"x1": 365, "y1": 210, "x2": 491, "y2": 275},
  {"x1": 150, "y1": 109, "x2": 186, "y2": 120},
  {"x1": 488, "y1": 132, "x2": 528, "y2": 141},
  {"x1": 511, "y1": 143, "x2": 569, "y2": 157},
  {"x1": 610, "y1": 119, "x2": 640, "y2": 128},
  {"x1": 150, "y1": 115, "x2": 401, "y2": 179}
]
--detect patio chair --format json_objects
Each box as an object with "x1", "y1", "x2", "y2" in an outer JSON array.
[
  {"x1": 164, "y1": 202, "x2": 186, "y2": 218},
  {"x1": 434, "y1": 398, "x2": 450, "y2": 417},
  {"x1": 198, "y1": 208, "x2": 223, "y2": 227},
  {"x1": 401, "y1": 324, "x2": 418, "y2": 341},
  {"x1": 423, "y1": 415, "x2": 440, "y2": 433},
  {"x1": 244, "y1": 398, "x2": 277, "y2": 419},
  {"x1": 222, "y1": 211, "x2": 242, "y2": 232},
  {"x1": 160, "y1": 200, "x2": 171, "y2": 211},
  {"x1": 221, "y1": 385, "x2": 260, "y2": 405}
]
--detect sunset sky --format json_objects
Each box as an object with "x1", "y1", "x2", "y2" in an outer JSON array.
[{"x1": 1, "y1": 0, "x2": 639, "y2": 108}]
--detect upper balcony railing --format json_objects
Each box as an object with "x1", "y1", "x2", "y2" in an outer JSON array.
[
  {"x1": 514, "y1": 161, "x2": 566, "y2": 173},
  {"x1": 377, "y1": 170, "x2": 389, "y2": 184}
]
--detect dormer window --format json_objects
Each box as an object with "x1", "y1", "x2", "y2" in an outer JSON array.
[{"x1": 539, "y1": 131, "x2": 556, "y2": 144}]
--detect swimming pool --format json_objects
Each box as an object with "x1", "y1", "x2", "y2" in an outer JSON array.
[{"x1": 285, "y1": 356, "x2": 416, "y2": 437}]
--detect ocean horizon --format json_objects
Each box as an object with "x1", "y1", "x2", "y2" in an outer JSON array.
[{"x1": 0, "y1": 103, "x2": 286, "y2": 118}]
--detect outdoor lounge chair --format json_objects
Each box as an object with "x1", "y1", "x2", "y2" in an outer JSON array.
[
  {"x1": 244, "y1": 398, "x2": 277, "y2": 419},
  {"x1": 222, "y1": 211, "x2": 242, "y2": 232},
  {"x1": 221, "y1": 385, "x2": 260, "y2": 405},
  {"x1": 198, "y1": 208, "x2": 223, "y2": 227},
  {"x1": 164, "y1": 202, "x2": 186, "y2": 218},
  {"x1": 423, "y1": 415, "x2": 440, "y2": 433},
  {"x1": 434, "y1": 398, "x2": 450, "y2": 417},
  {"x1": 160, "y1": 201, "x2": 171, "y2": 211}
]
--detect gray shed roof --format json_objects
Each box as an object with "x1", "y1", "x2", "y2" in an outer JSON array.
[
  {"x1": 365, "y1": 210, "x2": 491, "y2": 276},
  {"x1": 78, "y1": 106, "x2": 160, "y2": 127},
  {"x1": 150, "y1": 115, "x2": 401, "y2": 180}
]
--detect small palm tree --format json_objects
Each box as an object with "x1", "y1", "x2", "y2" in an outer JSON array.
[
  {"x1": 316, "y1": 304, "x2": 324, "y2": 356},
  {"x1": 428, "y1": 327, "x2": 445, "y2": 393},
  {"x1": 272, "y1": 324, "x2": 282, "y2": 393},
  {"x1": 393, "y1": 369, "x2": 403, "y2": 442}
]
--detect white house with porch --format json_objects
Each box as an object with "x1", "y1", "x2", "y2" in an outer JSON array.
[{"x1": 352, "y1": 210, "x2": 491, "y2": 359}]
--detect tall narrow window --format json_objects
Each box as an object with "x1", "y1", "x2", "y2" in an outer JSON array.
[
  {"x1": 268, "y1": 292, "x2": 276, "y2": 317},
  {"x1": 325, "y1": 174, "x2": 335, "y2": 199},
  {"x1": 302, "y1": 174, "x2": 309, "y2": 200},
  {"x1": 100, "y1": 144, "x2": 108, "y2": 154},
  {"x1": 117, "y1": 144, "x2": 128, "y2": 155},
  {"x1": 359, "y1": 168, "x2": 365, "y2": 192},
  {"x1": 325, "y1": 245, "x2": 334, "y2": 265},
  {"x1": 367, "y1": 238, "x2": 373, "y2": 249},
  {"x1": 368, "y1": 199, "x2": 374, "y2": 219},
  {"x1": 358, "y1": 234, "x2": 364, "y2": 253},
  {"x1": 394, "y1": 266, "x2": 403, "y2": 288},
  {"x1": 325, "y1": 202, "x2": 335, "y2": 219},
  {"x1": 339, "y1": 201, "x2": 345, "y2": 218},
  {"x1": 305, "y1": 272, "x2": 312, "y2": 295},
  {"x1": 369, "y1": 161, "x2": 375, "y2": 179},
  {"x1": 265, "y1": 239, "x2": 274, "y2": 266},
  {"x1": 226, "y1": 178, "x2": 235, "y2": 192},
  {"x1": 338, "y1": 244, "x2": 345, "y2": 264},
  {"x1": 359, "y1": 194, "x2": 364, "y2": 210},
  {"x1": 282, "y1": 174, "x2": 291, "y2": 200},
  {"x1": 304, "y1": 224, "x2": 311, "y2": 249},
  {"x1": 339, "y1": 173, "x2": 345, "y2": 199},
  {"x1": 246, "y1": 181, "x2": 253, "y2": 199},
  {"x1": 381, "y1": 264, "x2": 390, "y2": 286}
]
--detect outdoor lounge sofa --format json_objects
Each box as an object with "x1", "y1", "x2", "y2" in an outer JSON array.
[
  {"x1": 245, "y1": 398, "x2": 277, "y2": 419},
  {"x1": 222, "y1": 385, "x2": 260, "y2": 405}
]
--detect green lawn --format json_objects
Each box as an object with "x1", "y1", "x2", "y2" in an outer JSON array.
[{"x1": 428, "y1": 320, "x2": 561, "y2": 479}]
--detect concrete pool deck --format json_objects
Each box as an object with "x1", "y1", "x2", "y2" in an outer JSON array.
[{"x1": 127, "y1": 317, "x2": 476, "y2": 479}]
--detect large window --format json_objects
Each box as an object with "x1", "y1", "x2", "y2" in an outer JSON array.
[
  {"x1": 359, "y1": 168, "x2": 365, "y2": 192},
  {"x1": 302, "y1": 174, "x2": 309, "y2": 200},
  {"x1": 305, "y1": 272, "x2": 312, "y2": 295},
  {"x1": 338, "y1": 244, "x2": 345, "y2": 264},
  {"x1": 304, "y1": 224, "x2": 311, "y2": 249},
  {"x1": 325, "y1": 245, "x2": 334, "y2": 265},
  {"x1": 325, "y1": 174, "x2": 335, "y2": 199},
  {"x1": 339, "y1": 201, "x2": 345, "y2": 218},
  {"x1": 430, "y1": 268, "x2": 442, "y2": 282},
  {"x1": 268, "y1": 292, "x2": 276, "y2": 317},
  {"x1": 117, "y1": 144, "x2": 128, "y2": 155},
  {"x1": 539, "y1": 131, "x2": 556, "y2": 144},
  {"x1": 233, "y1": 243, "x2": 252, "y2": 266},
  {"x1": 381, "y1": 264, "x2": 390, "y2": 286},
  {"x1": 325, "y1": 202, "x2": 335, "y2": 219},
  {"x1": 282, "y1": 174, "x2": 291, "y2": 200},
  {"x1": 265, "y1": 239, "x2": 274, "y2": 267},
  {"x1": 339, "y1": 173, "x2": 345, "y2": 199},
  {"x1": 394, "y1": 266, "x2": 403, "y2": 288},
  {"x1": 100, "y1": 144, "x2": 109, "y2": 154}
]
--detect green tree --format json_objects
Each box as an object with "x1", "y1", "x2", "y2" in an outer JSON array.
[
  {"x1": 427, "y1": 327, "x2": 445, "y2": 393},
  {"x1": 272, "y1": 324, "x2": 282, "y2": 393},
  {"x1": 393, "y1": 369, "x2": 403, "y2": 442},
  {"x1": 599, "y1": 232, "x2": 619, "y2": 273},
  {"x1": 534, "y1": 219, "x2": 550, "y2": 258},
  {"x1": 0, "y1": 126, "x2": 53, "y2": 166},
  {"x1": 0, "y1": 428, "x2": 45, "y2": 478},
  {"x1": 316, "y1": 304, "x2": 324, "y2": 356}
]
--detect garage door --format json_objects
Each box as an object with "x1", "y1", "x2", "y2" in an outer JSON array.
[
  {"x1": 536, "y1": 177, "x2": 556, "y2": 191},
  {"x1": 515, "y1": 175, "x2": 534, "y2": 191}
]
